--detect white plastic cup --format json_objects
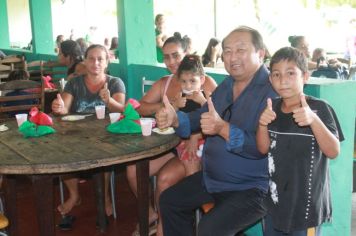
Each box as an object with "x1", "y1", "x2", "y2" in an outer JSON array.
[
  {"x1": 95, "y1": 105, "x2": 106, "y2": 119},
  {"x1": 109, "y1": 113, "x2": 121, "y2": 124},
  {"x1": 140, "y1": 118, "x2": 153, "y2": 136},
  {"x1": 15, "y1": 113, "x2": 28, "y2": 127}
]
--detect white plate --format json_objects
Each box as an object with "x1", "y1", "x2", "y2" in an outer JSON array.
[
  {"x1": 0, "y1": 124, "x2": 9, "y2": 132},
  {"x1": 61, "y1": 115, "x2": 86, "y2": 121},
  {"x1": 152, "y1": 127, "x2": 175, "y2": 135}
]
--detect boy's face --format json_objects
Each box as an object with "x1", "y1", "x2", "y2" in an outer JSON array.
[
  {"x1": 179, "y1": 71, "x2": 204, "y2": 94},
  {"x1": 269, "y1": 60, "x2": 308, "y2": 100}
]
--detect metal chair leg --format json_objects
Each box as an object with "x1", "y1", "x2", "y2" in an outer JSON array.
[
  {"x1": 59, "y1": 177, "x2": 65, "y2": 205},
  {"x1": 110, "y1": 170, "x2": 117, "y2": 219},
  {"x1": 195, "y1": 208, "x2": 201, "y2": 235}
]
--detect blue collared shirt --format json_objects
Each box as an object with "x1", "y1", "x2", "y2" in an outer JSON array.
[{"x1": 176, "y1": 65, "x2": 277, "y2": 193}]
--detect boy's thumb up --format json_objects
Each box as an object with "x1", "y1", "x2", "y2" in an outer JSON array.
[
  {"x1": 207, "y1": 97, "x2": 216, "y2": 113},
  {"x1": 300, "y1": 94, "x2": 308, "y2": 108},
  {"x1": 57, "y1": 93, "x2": 63, "y2": 102},
  {"x1": 103, "y1": 82, "x2": 108, "y2": 90},
  {"x1": 267, "y1": 98, "x2": 273, "y2": 111}
]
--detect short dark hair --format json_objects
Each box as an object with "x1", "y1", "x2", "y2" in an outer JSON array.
[
  {"x1": 270, "y1": 47, "x2": 308, "y2": 74},
  {"x1": 222, "y1": 26, "x2": 264, "y2": 51},
  {"x1": 7, "y1": 69, "x2": 29, "y2": 81},
  {"x1": 177, "y1": 54, "x2": 204, "y2": 78}
]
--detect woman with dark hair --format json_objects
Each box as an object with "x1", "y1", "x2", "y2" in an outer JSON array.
[
  {"x1": 202, "y1": 37, "x2": 222, "y2": 67},
  {"x1": 155, "y1": 14, "x2": 168, "y2": 63},
  {"x1": 128, "y1": 33, "x2": 217, "y2": 236},
  {"x1": 109, "y1": 36, "x2": 119, "y2": 60},
  {"x1": 58, "y1": 40, "x2": 86, "y2": 80},
  {"x1": 52, "y1": 44, "x2": 126, "y2": 223}
]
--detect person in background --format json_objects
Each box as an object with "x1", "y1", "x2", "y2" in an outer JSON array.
[
  {"x1": 311, "y1": 48, "x2": 326, "y2": 63},
  {"x1": 104, "y1": 37, "x2": 110, "y2": 49},
  {"x1": 52, "y1": 44, "x2": 126, "y2": 224},
  {"x1": 155, "y1": 26, "x2": 276, "y2": 236},
  {"x1": 256, "y1": 46, "x2": 343, "y2": 236},
  {"x1": 202, "y1": 37, "x2": 222, "y2": 67},
  {"x1": 109, "y1": 36, "x2": 119, "y2": 60},
  {"x1": 55, "y1": 35, "x2": 65, "y2": 54},
  {"x1": 58, "y1": 40, "x2": 86, "y2": 81},
  {"x1": 155, "y1": 14, "x2": 168, "y2": 63},
  {"x1": 288, "y1": 35, "x2": 317, "y2": 70},
  {"x1": 2, "y1": 70, "x2": 37, "y2": 117},
  {"x1": 128, "y1": 33, "x2": 217, "y2": 236},
  {"x1": 76, "y1": 38, "x2": 89, "y2": 56}
]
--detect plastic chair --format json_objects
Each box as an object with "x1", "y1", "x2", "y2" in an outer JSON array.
[{"x1": 142, "y1": 77, "x2": 155, "y2": 96}]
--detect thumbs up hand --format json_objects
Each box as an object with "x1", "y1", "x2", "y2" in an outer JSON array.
[
  {"x1": 200, "y1": 97, "x2": 224, "y2": 135},
  {"x1": 293, "y1": 94, "x2": 315, "y2": 126},
  {"x1": 259, "y1": 98, "x2": 276, "y2": 126},
  {"x1": 99, "y1": 83, "x2": 110, "y2": 104},
  {"x1": 156, "y1": 95, "x2": 179, "y2": 129},
  {"x1": 52, "y1": 93, "x2": 66, "y2": 114}
]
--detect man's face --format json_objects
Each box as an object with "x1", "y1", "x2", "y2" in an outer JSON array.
[{"x1": 222, "y1": 31, "x2": 264, "y2": 81}]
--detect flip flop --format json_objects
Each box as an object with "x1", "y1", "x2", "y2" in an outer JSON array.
[
  {"x1": 57, "y1": 215, "x2": 75, "y2": 231},
  {"x1": 132, "y1": 223, "x2": 157, "y2": 236}
]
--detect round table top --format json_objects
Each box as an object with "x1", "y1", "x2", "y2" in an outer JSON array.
[{"x1": 0, "y1": 115, "x2": 180, "y2": 174}]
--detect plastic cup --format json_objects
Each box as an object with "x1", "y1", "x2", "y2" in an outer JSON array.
[
  {"x1": 109, "y1": 113, "x2": 121, "y2": 124},
  {"x1": 15, "y1": 113, "x2": 28, "y2": 127},
  {"x1": 140, "y1": 118, "x2": 153, "y2": 136},
  {"x1": 95, "y1": 105, "x2": 106, "y2": 119}
]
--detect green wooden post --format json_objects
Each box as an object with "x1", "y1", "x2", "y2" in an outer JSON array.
[
  {"x1": 28, "y1": 0, "x2": 54, "y2": 54},
  {"x1": 117, "y1": 0, "x2": 157, "y2": 99},
  {"x1": 304, "y1": 79, "x2": 356, "y2": 236},
  {"x1": 0, "y1": 0, "x2": 10, "y2": 49}
]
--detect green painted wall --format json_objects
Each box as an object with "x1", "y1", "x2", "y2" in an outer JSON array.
[
  {"x1": 0, "y1": 0, "x2": 10, "y2": 49},
  {"x1": 28, "y1": 0, "x2": 54, "y2": 54},
  {"x1": 304, "y1": 78, "x2": 356, "y2": 236},
  {"x1": 117, "y1": 0, "x2": 157, "y2": 99}
]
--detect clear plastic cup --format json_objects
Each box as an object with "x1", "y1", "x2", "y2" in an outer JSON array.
[
  {"x1": 95, "y1": 105, "x2": 106, "y2": 119},
  {"x1": 140, "y1": 118, "x2": 153, "y2": 136},
  {"x1": 15, "y1": 113, "x2": 28, "y2": 127},
  {"x1": 109, "y1": 113, "x2": 121, "y2": 124}
]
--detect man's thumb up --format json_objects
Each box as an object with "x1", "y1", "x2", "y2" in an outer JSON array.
[{"x1": 207, "y1": 97, "x2": 216, "y2": 113}]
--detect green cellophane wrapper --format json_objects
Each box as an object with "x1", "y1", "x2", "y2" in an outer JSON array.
[
  {"x1": 106, "y1": 103, "x2": 142, "y2": 134},
  {"x1": 18, "y1": 121, "x2": 56, "y2": 138}
]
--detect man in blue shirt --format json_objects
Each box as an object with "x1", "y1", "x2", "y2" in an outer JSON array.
[{"x1": 156, "y1": 26, "x2": 277, "y2": 236}]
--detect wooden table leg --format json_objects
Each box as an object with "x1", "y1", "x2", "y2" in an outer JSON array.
[
  {"x1": 136, "y1": 159, "x2": 149, "y2": 236},
  {"x1": 31, "y1": 175, "x2": 55, "y2": 236},
  {"x1": 3, "y1": 175, "x2": 18, "y2": 236},
  {"x1": 93, "y1": 171, "x2": 107, "y2": 233}
]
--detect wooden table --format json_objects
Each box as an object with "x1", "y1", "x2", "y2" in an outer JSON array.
[{"x1": 0, "y1": 115, "x2": 180, "y2": 236}]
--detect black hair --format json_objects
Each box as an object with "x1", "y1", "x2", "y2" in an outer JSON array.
[
  {"x1": 222, "y1": 26, "x2": 264, "y2": 51},
  {"x1": 163, "y1": 32, "x2": 190, "y2": 52},
  {"x1": 109, "y1": 37, "x2": 118, "y2": 50},
  {"x1": 75, "y1": 38, "x2": 88, "y2": 55},
  {"x1": 84, "y1": 44, "x2": 110, "y2": 61},
  {"x1": 177, "y1": 54, "x2": 204, "y2": 78},
  {"x1": 270, "y1": 47, "x2": 308, "y2": 74},
  {"x1": 202, "y1": 37, "x2": 220, "y2": 66},
  {"x1": 288, "y1": 35, "x2": 305, "y2": 48},
  {"x1": 7, "y1": 69, "x2": 30, "y2": 81},
  {"x1": 60, "y1": 40, "x2": 83, "y2": 63}
]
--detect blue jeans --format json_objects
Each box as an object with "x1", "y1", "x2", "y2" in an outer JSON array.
[{"x1": 159, "y1": 171, "x2": 267, "y2": 236}]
